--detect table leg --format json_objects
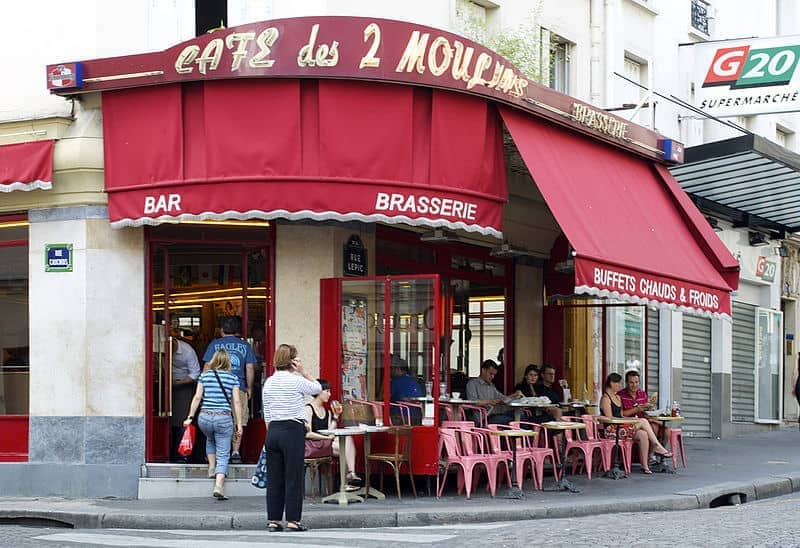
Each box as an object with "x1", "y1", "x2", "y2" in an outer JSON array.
[
  {"x1": 649, "y1": 424, "x2": 675, "y2": 474},
  {"x1": 355, "y1": 432, "x2": 385, "y2": 500},
  {"x1": 500, "y1": 440, "x2": 525, "y2": 499},
  {"x1": 322, "y1": 435, "x2": 364, "y2": 506},
  {"x1": 544, "y1": 432, "x2": 581, "y2": 493},
  {"x1": 514, "y1": 409, "x2": 523, "y2": 423},
  {"x1": 604, "y1": 429, "x2": 627, "y2": 480}
]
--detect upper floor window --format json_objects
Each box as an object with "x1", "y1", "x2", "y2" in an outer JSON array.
[
  {"x1": 691, "y1": 0, "x2": 711, "y2": 35},
  {"x1": 456, "y1": 0, "x2": 487, "y2": 27},
  {"x1": 196, "y1": 0, "x2": 227, "y2": 36},
  {"x1": 541, "y1": 30, "x2": 571, "y2": 94}
]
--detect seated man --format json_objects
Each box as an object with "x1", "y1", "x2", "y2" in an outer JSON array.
[
  {"x1": 389, "y1": 355, "x2": 423, "y2": 424},
  {"x1": 389, "y1": 355, "x2": 423, "y2": 401},
  {"x1": 465, "y1": 359, "x2": 521, "y2": 425},
  {"x1": 618, "y1": 369, "x2": 659, "y2": 434},
  {"x1": 533, "y1": 364, "x2": 564, "y2": 422}
]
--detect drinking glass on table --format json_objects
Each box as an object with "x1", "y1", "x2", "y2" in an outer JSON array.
[
  {"x1": 439, "y1": 382, "x2": 448, "y2": 400},
  {"x1": 331, "y1": 399, "x2": 343, "y2": 418},
  {"x1": 425, "y1": 381, "x2": 433, "y2": 398}
]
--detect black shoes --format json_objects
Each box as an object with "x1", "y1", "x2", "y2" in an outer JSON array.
[
  {"x1": 230, "y1": 452, "x2": 243, "y2": 464},
  {"x1": 287, "y1": 522, "x2": 308, "y2": 532},
  {"x1": 268, "y1": 522, "x2": 283, "y2": 532}
]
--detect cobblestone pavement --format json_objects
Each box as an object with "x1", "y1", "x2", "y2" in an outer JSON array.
[{"x1": 2, "y1": 493, "x2": 798, "y2": 547}]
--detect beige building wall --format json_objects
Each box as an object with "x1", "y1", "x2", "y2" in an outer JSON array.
[{"x1": 274, "y1": 222, "x2": 375, "y2": 377}]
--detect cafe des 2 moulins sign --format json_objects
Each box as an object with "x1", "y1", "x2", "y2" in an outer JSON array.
[{"x1": 46, "y1": 16, "x2": 678, "y2": 163}]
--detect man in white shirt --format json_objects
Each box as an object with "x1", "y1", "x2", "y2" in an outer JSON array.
[{"x1": 171, "y1": 329, "x2": 200, "y2": 461}]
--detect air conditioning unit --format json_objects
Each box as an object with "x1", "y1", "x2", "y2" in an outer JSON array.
[
  {"x1": 419, "y1": 229, "x2": 458, "y2": 243},
  {"x1": 748, "y1": 231, "x2": 770, "y2": 247}
]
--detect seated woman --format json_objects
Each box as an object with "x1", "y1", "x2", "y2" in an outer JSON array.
[
  {"x1": 514, "y1": 364, "x2": 563, "y2": 423},
  {"x1": 305, "y1": 379, "x2": 361, "y2": 490},
  {"x1": 599, "y1": 372, "x2": 672, "y2": 474}
]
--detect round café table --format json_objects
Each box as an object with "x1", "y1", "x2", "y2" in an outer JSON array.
[
  {"x1": 648, "y1": 415, "x2": 684, "y2": 473},
  {"x1": 542, "y1": 421, "x2": 586, "y2": 493},
  {"x1": 490, "y1": 429, "x2": 538, "y2": 499},
  {"x1": 354, "y1": 425, "x2": 390, "y2": 500},
  {"x1": 596, "y1": 416, "x2": 639, "y2": 479},
  {"x1": 319, "y1": 427, "x2": 365, "y2": 506},
  {"x1": 508, "y1": 401, "x2": 557, "y2": 423}
]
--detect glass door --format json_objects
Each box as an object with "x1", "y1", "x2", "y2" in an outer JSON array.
[
  {"x1": 756, "y1": 308, "x2": 782, "y2": 423},
  {"x1": 147, "y1": 242, "x2": 270, "y2": 462}
]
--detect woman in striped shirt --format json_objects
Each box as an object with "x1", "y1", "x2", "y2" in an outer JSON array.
[
  {"x1": 184, "y1": 349, "x2": 243, "y2": 500},
  {"x1": 263, "y1": 344, "x2": 322, "y2": 532}
]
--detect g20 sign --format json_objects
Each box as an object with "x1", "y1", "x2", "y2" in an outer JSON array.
[
  {"x1": 690, "y1": 38, "x2": 800, "y2": 116},
  {"x1": 703, "y1": 45, "x2": 800, "y2": 89}
]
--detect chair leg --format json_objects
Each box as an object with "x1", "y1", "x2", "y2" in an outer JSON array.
[
  {"x1": 308, "y1": 463, "x2": 317, "y2": 501},
  {"x1": 394, "y1": 463, "x2": 402, "y2": 501},
  {"x1": 406, "y1": 460, "x2": 417, "y2": 498}
]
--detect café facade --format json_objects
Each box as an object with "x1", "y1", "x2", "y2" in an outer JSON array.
[{"x1": 0, "y1": 16, "x2": 738, "y2": 497}]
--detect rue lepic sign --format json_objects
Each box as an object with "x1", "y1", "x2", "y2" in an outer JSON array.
[
  {"x1": 343, "y1": 235, "x2": 367, "y2": 277},
  {"x1": 45, "y1": 243, "x2": 73, "y2": 272},
  {"x1": 690, "y1": 36, "x2": 800, "y2": 117}
]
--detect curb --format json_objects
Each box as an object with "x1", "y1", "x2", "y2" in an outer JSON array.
[{"x1": 1, "y1": 474, "x2": 798, "y2": 530}]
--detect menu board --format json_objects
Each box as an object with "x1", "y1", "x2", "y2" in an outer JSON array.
[{"x1": 341, "y1": 299, "x2": 368, "y2": 400}]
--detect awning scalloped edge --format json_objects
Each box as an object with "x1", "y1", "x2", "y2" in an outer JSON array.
[
  {"x1": 109, "y1": 209, "x2": 503, "y2": 238},
  {"x1": 0, "y1": 180, "x2": 52, "y2": 193},
  {"x1": 574, "y1": 284, "x2": 730, "y2": 320}
]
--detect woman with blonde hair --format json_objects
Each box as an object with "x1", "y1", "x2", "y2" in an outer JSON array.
[
  {"x1": 263, "y1": 344, "x2": 321, "y2": 532},
  {"x1": 184, "y1": 348, "x2": 243, "y2": 499}
]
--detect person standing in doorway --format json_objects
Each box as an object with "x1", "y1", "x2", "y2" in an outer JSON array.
[
  {"x1": 203, "y1": 316, "x2": 256, "y2": 463},
  {"x1": 170, "y1": 328, "x2": 200, "y2": 462},
  {"x1": 184, "y1": 349, "x2": 243, "y2": 499},
  {"x1": 263, "y1": 344, "x2": 322, "y2": 532}
]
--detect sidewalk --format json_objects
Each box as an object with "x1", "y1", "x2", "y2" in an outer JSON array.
[{"x1": 1, "y1": 427, "x2": 798, "y2": 530}]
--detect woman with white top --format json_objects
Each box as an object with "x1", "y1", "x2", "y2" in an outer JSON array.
[{"x1": 263, "y1": 344, "x2": 321, "y2": 532}]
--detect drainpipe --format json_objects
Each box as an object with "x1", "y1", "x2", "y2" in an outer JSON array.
[
  {"x1": 590, "y1": 0, "x2": 603, "y2": 106},
  {"x1": 604, "y1": 0, "x2": 616, "y2": 108}
]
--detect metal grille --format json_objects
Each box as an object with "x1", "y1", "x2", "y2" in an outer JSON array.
[
  {"x1": 681, "y1": 315, "x2": 712, "y2": 437},
  {"x1": 691, "y1": 0, "x2": 710, "y2": 35},
  {"x1": 731, "y1": 302, "x2": 756, "y2": 423}
]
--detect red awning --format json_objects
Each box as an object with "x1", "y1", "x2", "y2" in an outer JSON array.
[
  {"x1": 500, "y1": 107, "x2": 738, "y2": 317},
  {"x1": 0, "y1": 140, "x2": 54, "y2": 192},
  {"x1": 102, "y1": 80, "x2": 507, "y2": 237}
]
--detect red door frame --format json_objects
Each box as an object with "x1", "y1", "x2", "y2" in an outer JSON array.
[
  {"x1": 144, "y1": 226, "x2": 275, "y2": 462},
  {"x1": 374, "y1": 226, "x2": 515, "y2": 392},
  {"x1": 0, "y1": 214, "x2": 30, "y2": 462},
  {"x1": 320, "y1": 274, "x2": 442, "y2": 475}
]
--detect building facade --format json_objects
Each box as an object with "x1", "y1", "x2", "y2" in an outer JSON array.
[{"x1": 0, "y1": 0, "x2": 795, "y2": 497}]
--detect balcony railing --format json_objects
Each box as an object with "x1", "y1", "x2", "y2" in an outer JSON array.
[{"x1": 691, "y1": 0, "x2": 710, "y2": 35}]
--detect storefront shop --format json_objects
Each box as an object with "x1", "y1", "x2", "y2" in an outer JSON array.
[{"x1": 7, "y1": 15, "x2": 738, "y2": 496}]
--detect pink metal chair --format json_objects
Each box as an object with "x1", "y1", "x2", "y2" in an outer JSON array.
[
  {"x1": 485, "y1": 424, "x2": 532, "y2": 490},
  {"x1": 438, "y1": 402, "x2": 454, "y2": 422},
  {"x1": 437, "y1": 427, "x2": 501, "y2": 499},
  {"x1": 510, "y1": 421, "x2": 559, "y2": 489},
  {"x1": 458, "y1": 404, "x2": 488, "y2": 427},
  {"x1": 579, "y1": 415, "x2": 632, "y2": 475},
  {"x1": 668, "y1": 428, "x2": 687, "y2": 468},
  {"x1": 561, "y1": 416, "x2": 605, "y2": 480},
  {"x1": 472, "y1": 426, "x2": 513, "y2": 492}
]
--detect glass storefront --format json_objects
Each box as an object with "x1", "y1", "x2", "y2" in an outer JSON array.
[
  {"x1": 756, "y1": 308, "x2": 782, "y2": 422},
  {"x1": 0, "y1": 222, "x2": 28, "y2": 417}
]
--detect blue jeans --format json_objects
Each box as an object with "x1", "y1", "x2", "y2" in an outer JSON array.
[{"x1": 199, "y1": 411, "x2": 233, "y2": 476}]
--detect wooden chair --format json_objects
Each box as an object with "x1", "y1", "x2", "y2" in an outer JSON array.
[
  {"x1": 367, "y1": 425, "x2": 417, "y2": 500},
  {"x1": 304, "y1": 456, "x2": 334, "y2": 501},
  {"x1": 340, "y1": 400, "x2": 375, "y2": 426}
]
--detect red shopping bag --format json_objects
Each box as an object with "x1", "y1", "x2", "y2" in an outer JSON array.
[{"x1": 178, "y1": 425, "x2": 195, "y2": 456}]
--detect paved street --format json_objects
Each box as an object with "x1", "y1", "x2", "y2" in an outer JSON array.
[{"x1": 2, "y1": 492, "x2": 798, "y2": 547}]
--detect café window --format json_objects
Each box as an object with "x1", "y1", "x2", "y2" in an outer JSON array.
[
  {"x1": 0, "y1": 217, "x2": 29, "y2": 417},
  {"x1": 607, "y1": 305, "x2": 646, "y2": 378},
  {"x1": 756, "y1": 308, "x2": 782, "y2": 422}
]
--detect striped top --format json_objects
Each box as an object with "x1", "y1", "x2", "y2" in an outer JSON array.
[
  {"x1": 262, "y1": 371, "x2": 321, "y2": 423},
  {"x1": 199, "y1": 370, "x2": 238, "y2": 411}
]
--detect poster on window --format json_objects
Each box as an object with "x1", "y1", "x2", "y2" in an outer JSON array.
[{"x1": 341, "y1": 299, "x2": 367, "y2": 400}]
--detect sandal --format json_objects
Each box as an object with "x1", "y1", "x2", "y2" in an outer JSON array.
[
  {"x1": 287, "y1": 521, "x2": 308, "y2": 532},
  {"x1": 655, "y1": 449, "x2": 673, "y2": 458},
  {"x1": 268, "y1": 522, "x2": 283, "y2": 532},
  {"x1": 346, "y1": 473, "x2": 363, "y2": 485},
  {"x1": 642, "y1": 468, "x2": 653, "y2": 475}
]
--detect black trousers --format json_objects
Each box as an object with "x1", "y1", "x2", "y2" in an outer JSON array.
[{"x1": 265, "y1": 420, "x2": 305, "y2": 522}]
